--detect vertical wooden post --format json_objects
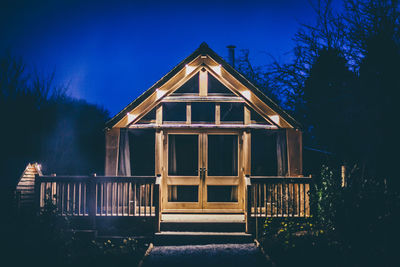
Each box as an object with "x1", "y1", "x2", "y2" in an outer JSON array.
[
  {"x1": 88, "y1": 175, "x2": 97, "y2": 230},
  {"x1": 156, "y1": 104, "x2": 163, "y2": 126},
  {"x1": 246, "y1": 176, "x2": 252, "y2": 234},
  {"x1": 244, "y1": 106, "x2": 251, "y2": 125},
  {"x1": 215, "y1": 104, "x2": 220, "y2": 125},
  {"x1": 154, "y1": 184, "x2": 160, "y2": 233},
  {"x1": 199, "y1": 69, "x2": 207, "y2": 96},
  {"x1": 341, "y1": 165, "x2": 346, "y2": 188},
  {"x1": 155, "y1": 174, "x2": 161, "y2": 233},
  {"x1": 186, "y1": 103, "x2": 192, "y2": 125}
]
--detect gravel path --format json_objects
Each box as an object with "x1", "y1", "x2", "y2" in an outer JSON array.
[{"x1": 143, "y1": 243, "x2": 270, "y2": 267}]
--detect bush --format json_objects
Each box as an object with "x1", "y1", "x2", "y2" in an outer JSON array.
[
  {"x1": 261, "y1": 217, "x2": 342, "y2": 267},
  {"x1": 6, "y1": 191, "x2": 147, "y2": 267},
  {"x1": 312, "y1": 165, "x2": 343, "y2": 231}
]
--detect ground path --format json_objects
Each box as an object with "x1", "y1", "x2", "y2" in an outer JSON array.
[{"x1": 142, "y1": 243, "x2": 271, "y2": 267}]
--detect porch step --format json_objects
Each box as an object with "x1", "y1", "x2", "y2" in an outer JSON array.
[
  {"x1": 161, "y1": 214, "x2": 245, "y2": 223},
  {"x1": 161, "y1": 222, "x2": 246, "y2": 232},
  {"x1": 160, "y1": 213, "x2": 246, "y2": 232},
  {"x1": 154, "y1": 231, "x2": 253, "y2": 245}
]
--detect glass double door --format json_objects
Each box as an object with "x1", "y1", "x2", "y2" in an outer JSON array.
[{"x1": 162, "y1": 130, "x2": 243, "y2": 212}]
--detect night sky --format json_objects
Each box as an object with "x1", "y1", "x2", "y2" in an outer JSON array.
[{"x1": 1, "y1": 0, "x2": 339, "y2": 116}]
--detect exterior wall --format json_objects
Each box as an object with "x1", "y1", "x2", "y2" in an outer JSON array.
[
  {"x1": 105, "y1": 128, "x2": 120, "y2": 176},
  {"x1": 105, "y1": 127, "x2": 303, "y2": 177},
  {"x1": 286, "y1": 128, "x2": 303, "y2": 176}
]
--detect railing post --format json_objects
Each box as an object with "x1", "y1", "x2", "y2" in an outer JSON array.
[
  {"x1": 245, "y1": 175, "x2": 252, "y2": 234},
  {"x1": 88, "y1": 174, "x2": 97, "y2": 230},
  {"x1": 155, "y1": 174, "x2": 161, "y2": 233}
]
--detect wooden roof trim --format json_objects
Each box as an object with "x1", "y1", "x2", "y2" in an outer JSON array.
[
  {"x1": 106, "y1": 42, "x2": 301, "y2": 129},
  {"x1": 204, "y1": 65, "x2": 281, "y2": 128},
  {"x1": 127, "y1": 123, "x2": 278, "y2": 130},
  {"x1": 113, "y1": 61, "x2": 204, "y2": 128},
  {"x1": 105, "y1": 45, "x2": 207, "y2": 128},
  {"x1": 201, "y1": 49, "x2": 301, "y2": 129},
  {"x1": 163, "y1": 96, "x2": 244, "y2": 102},
  {"x1": 126, "y1": 63, "x2": 285, "y2": 128}
]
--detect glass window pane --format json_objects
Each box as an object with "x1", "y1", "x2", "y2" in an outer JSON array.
[
  {"x1": 220, "y1": 103, "x2": 244, "y2": 122},
  {"x1": 129, "y1": 130, "x2": 155, "y2": 175},
  {"x1": 207, "y1": 186, "x2": 238, "y2": 202},
  {"x1": 168, "y1": 135, "x2": 198, "y2": 176},
  {"x1": 173, "y1": 73, "x2": 199, "y2": 94},
  {"x1": 137, "y1": 108, "x2": 156, "y2": 124},
  {"x1": 163, "y1": 102, "x2": 186, "y2": 122},
  {"x1": 251, "y1": 130, "x2": 277, "y2": 176},
  {"x1": 191, "y1": 102, "x2": 215, "y2": 123},
  {"x1": 208, "y1": 135, "x2": 238, "y2": 176},
  {"x1": 250, "y1": 109, "x2": 271, "y2": 124},
  {"x1": 168, "y1": 186, "x2": 198, "y2": 202},
  {"x1": 208, "y1": 74, "x2": 235, "y2": 95}
]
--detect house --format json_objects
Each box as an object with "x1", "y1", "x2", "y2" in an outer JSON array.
[{"x1": 27, "y1": 43, "x2": 311, "y2": 236}]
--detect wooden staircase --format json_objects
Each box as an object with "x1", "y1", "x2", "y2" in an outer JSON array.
[
  {"x1": 155, "y1": 214, "x2": 253, "y2": 245},
  {"x1": 15, "y1": 163, "x2": 42, "y2": 213}
]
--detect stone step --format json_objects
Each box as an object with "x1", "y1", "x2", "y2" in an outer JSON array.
[{"x1": 154, "y1": 231, "x2": 253, "y2": 245}]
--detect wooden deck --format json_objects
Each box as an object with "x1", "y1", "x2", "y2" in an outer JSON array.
[{"x1": 28, "y1": 174, "x2": 311, "y2": 235}]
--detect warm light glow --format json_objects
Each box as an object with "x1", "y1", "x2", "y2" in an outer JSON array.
[
  {"x1": 270, "y1": 115, "x2": 280, "y2": 125},
  {"x1": 242, "y1": 90, "x2": 251, "y2": 99},
  {"x1": 210, "y1": 65, "x2": 221, "y2": 75},
  {"x1": 156, "y1": 88, "x2": 165, "y2": 99},
  {"x1": 127, "y1": 113, "x2": 137, "y2": 124},
  {"x1": 185, "y1": 64, "x2": 196, "y2": 75}
]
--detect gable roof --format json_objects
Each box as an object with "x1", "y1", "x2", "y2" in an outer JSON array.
[{"x1": 105, "y1": 42, "x2": 301, "y2": 129}]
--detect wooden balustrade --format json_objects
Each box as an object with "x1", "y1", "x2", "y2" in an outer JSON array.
[
  {"x1": 35, "y1": 176, "x2": 159, "y2": 218},
  {"x1": 247, "y1": 177, "x2": 311, "y2": 218}
]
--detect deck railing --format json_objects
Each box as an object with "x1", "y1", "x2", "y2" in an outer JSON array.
[
  {"x1": 35, "y1": 175, "x2": 159, "y2": 219},
  {"x1": 247, "y1": 177, "x2": 311, "y2": 218}
]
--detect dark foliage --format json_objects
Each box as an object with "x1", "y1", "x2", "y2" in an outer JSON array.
[
  {"x1": 4, "y1": 193, "x2": 146, "y2": 267},
  {"x1": 0, "y1": 52, "x2": 109, "y2": 215},
  {"x1": 248, "y1": 1, "x2": 400, "y2": 266},
  {"x1": 303, "y1": 48, "x2": 357, "y2": 158}
]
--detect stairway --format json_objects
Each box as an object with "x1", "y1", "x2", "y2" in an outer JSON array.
[{"x1": 155, "y1": 214, "x2": 253, "y2": 245}]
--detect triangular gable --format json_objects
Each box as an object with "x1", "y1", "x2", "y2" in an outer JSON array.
[
  {"x1": 106, "y1": 42, "x2": 301, "y2": 129},
  {"x1": 173, "y1": 72, "x2": 199, "y2": 94},
  {"x1": 207, "y1": 74, "x2": 236, "y2": 95}
]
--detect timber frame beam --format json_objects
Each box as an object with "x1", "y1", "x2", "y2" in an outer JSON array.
[{"x1": 106, "y1": 43, "x2": 301, "y2": 130}]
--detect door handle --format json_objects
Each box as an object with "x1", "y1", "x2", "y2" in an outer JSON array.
[
  {"x1": 200, "y1": 168, "x2": 206, "y2": 180},
  {"x1": 200, "y1": 168, "x2": 207, "y2": 181}
]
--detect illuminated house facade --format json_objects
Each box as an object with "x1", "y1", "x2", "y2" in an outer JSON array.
[
  {"x1": 105, "y1": 43, "x2": 304, "y2": 215},
  {"x1": 21, "y1": 43, "x2": 310, "y2": 236}
]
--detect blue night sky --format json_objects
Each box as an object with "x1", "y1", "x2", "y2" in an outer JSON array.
[{"x1": 1, "y1": 0, "x2": 338, "y2": 116}]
